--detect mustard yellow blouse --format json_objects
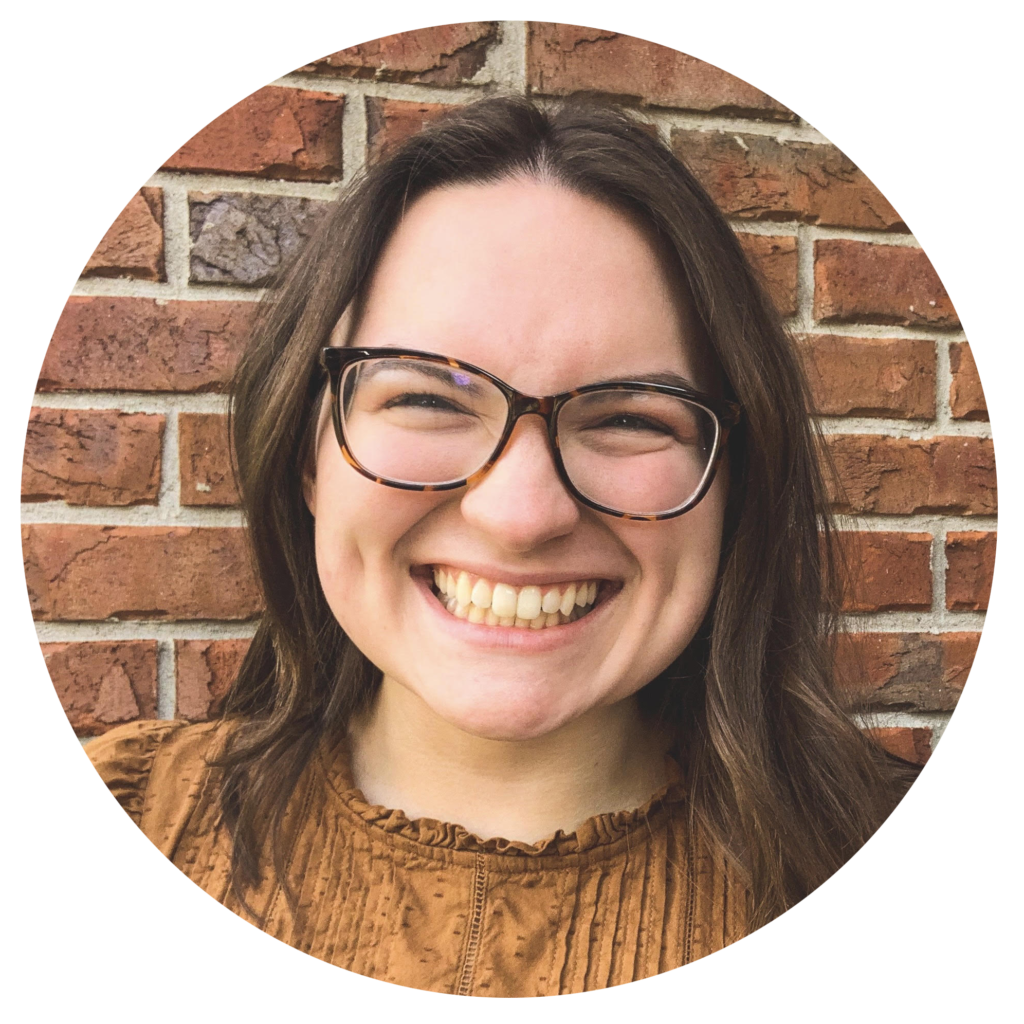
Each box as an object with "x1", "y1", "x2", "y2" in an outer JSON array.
[{"x1": 87, "y1": 719, "x2": 748, "y2": 996}]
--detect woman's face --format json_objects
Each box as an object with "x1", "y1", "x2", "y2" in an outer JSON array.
[{"x1": 307, "y1": 178, "x2": 728, "y2": 741}]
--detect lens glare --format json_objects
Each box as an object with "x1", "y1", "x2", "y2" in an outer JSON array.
[{"x1": 338, "y1": 358, "x2": 718, "y2": 515}]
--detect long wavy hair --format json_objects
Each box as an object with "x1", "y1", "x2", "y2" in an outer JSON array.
[{"x1": 222, "y1": 95, "x2": 915, "y2": 929}]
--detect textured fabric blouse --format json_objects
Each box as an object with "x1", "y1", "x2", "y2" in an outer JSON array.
[{"x1": 87, "y1": 719, "x2": 749, "y2": 997}]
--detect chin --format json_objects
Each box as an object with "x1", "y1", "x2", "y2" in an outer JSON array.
[{"x1": 422, "y1": 676, "x2": 582, "y2": 742}]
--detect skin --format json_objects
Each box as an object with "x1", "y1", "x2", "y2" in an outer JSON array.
[{"x1": 305, "y1": 178, "x2": 728, "y2": 842}]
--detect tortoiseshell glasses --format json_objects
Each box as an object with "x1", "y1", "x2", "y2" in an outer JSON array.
[{"x1": 320, "y1": 347, "x2": 741, "y2": 521}]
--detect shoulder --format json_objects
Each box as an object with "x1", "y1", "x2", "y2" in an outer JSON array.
[{"x1": 85, "y1": 719, "x2": 225, "y2": 828}]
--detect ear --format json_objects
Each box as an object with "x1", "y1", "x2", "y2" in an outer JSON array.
[
  {"x1": 303, "y1": 388, "x2": 333, "y2": 517},
  {"x1": 302, "y1": 464, "x2": 317, "y2": 517}
]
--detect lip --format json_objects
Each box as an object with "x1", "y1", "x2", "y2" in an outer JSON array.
[
  {"x1": 411, "y1": 572, "x2": 619, "y2": 651},
  {"x1": 410, "y1": 561, "x2": 623, "y2": 589}
]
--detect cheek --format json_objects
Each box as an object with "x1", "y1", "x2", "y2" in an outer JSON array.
[{"x1": 310, "y1": 449, "x2": 446, "y2": 608}]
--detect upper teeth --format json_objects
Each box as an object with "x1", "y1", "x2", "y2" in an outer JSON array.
[{"x1": 432, "y1": 566, "x2": 600, "y2": 628}]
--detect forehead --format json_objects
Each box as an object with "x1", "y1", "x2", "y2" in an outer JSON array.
[{"x1": 349, "y1": 178, "x2": 705, "y2": 393}]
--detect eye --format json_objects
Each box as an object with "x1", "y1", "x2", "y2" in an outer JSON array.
[
  {"x1": 591, "y1": 413, "x2": 675, "y2": 436},
  {"x1": 382, "y1": 392, "x2": 467, "y2": 413}
]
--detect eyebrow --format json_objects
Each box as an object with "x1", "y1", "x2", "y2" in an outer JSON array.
[
  {"x1": 357, "y1": 358, "x2": 489, "y2": 396},
  {"x1": 585, "y1": 370, "x2": 701, "y2": 391}
]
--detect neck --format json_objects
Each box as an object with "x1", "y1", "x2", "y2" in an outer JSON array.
[{"x1": 347, "y1": 677, "x2": 670, "y2": 844}]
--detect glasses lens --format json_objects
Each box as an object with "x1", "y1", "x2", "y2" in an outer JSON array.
[
  {"x1": 339, "y1": 357, "x2": 508, "y2": 485},
  {"x1": 556, "y1": 389, "x2": 719, "y2": 516}
]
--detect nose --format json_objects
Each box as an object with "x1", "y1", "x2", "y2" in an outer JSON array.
[{"x1": 459, "y1": 415, "x2": 581, "y2": 550}]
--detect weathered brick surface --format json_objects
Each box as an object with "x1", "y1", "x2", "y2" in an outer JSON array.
[
  {"x1": 22, "y1": 408, "x2": 164, "y2": 506},
  {"x1": 674, "y1": 131, "x2": 903, "y2": 231},
  {"x1": 175, "y1": 638, "x2": 250, "y2": 720},
  {"x1": 735, "y1": 234, "x2": 797, "y2": 318},
  {"x1": 797, "y1": 335, "x2": 936, "y2": 420},
  {"x1": 189, "y1": 192, "x2": 330, "y2": 287},
  {"x1": 179, "y1": 413, "x2": 238, "y2": 506},
  {"x1": 163, "y1": 87, "x2": 345, "y2": 182},
  {"x1": 82, "y1": 188, "x2": 165, "y2": 282},
  {"x1": 945, "y1": 532, "x2": 996, "y2": 611},
  {"x1": 826, "y1": 435, "x2": 996, "y2": 516},
  {"x1": 300, "y1": 23, "x2": 498, "y2": 84},
  {"x1": 949, "y1": 342, "x2": 988, "y2": 420},
  {"x1": 40, "y1": 297, "x2": 254, "y2": 392},
  {"x1": 526, "y1": 24, "x2": 793, "y2": 117},
  {"x1": 23, "y1": 525, "x2": 261, "y2": 621},
  {"x1": 814, "y1": 240, "x2": 959, "y2": 328},
  {"x1": 42, "y1": 640, "x2": 158, "y2": 736},
  {"x1": 866, "y1": 726, "x2": 932, "y2": 765},
  {"x1": 365, "y1": 97, "x2": 459, "y2": 161},
  {"x1": 836, "y1": 632, "x2": 978, "y2": 711},
  {"x1": 838, "y1": 532, "x2": 933, "y2": 612}
]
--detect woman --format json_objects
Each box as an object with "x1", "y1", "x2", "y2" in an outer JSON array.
[{"x1": 86, "y1": 96, "x2": 915, "y2": 996}]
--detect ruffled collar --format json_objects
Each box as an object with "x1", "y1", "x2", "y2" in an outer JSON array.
[{"x1": 315, "y1": 740, "x2": 687, "y2": 859}]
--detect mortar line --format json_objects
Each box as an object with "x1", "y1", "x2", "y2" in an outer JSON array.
[
  {"x1": 273, "y1": 73, "x2": 498, "y2": 106},
  {"x1": 932, "y1": 525, "x2": 949, "y2": 617},
  {"x1": 814, "y1": 416, "x2": 991, "y2": 438},
  {"x1": 479, "y1": 20, "x2": 527, "y2": 94},
  {"x1": 794, "y1": 222, "x2": 816, "y2": 333},
  {"x1": 935, "y1": 333, "x2": 954, "y2": 430},
  {"x1": 159, "y1": 178, "x2": 192, "y2": 292},
  {"x1": 341, "y1": 83, "x2": 368, "y2": 186},
  {"x1": 30, "y1": 393, "x2": 231, "y2": 414},
  {"x1": 833, "y1": 514, "x2": 996, "y2": 533},
  {"x1": 156, "y1": 638, "x2": 177, "y2": 719},
  {"x1": 646, "y1": 108, "x2": 830, "y2": 144},
  {"x1": 34, "y1": 620, "x2": 259, "y2": 642},
  {"x1": 732, "y1": 220, "x2": 918, "y2": 247},
  {"x1": 70, "y1": 276, "x2": 264, "y2": 302},
  {"x1": 157, "y1": 408, "x2": 181, "y2": 516},
  {"x1": 21, "y1": 503, "x2": 245, "y2": 527},
  {"x1": 148, "y1": 170, "x2": 343, "y2": 201},
  {"x1": 852, "y1": 709, "x2": 953, "y2": 745}
]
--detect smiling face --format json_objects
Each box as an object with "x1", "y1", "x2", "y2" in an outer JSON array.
[{"x1": 306, "y1": 178, "x2": 728, "y2": 741}]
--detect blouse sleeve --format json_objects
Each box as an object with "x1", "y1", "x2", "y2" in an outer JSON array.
[{"x1": 85, "y1": 720, "x2": 191, "y2": 826}]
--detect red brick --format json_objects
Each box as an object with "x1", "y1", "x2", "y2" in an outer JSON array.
[
  {"x1": 23, "y1": 525, "x2": 261, "y2": 621},
  {"x1": 175, "y1": 638, "x2": 250, "y2": 721},
  {"x1": 526, "y1": 24, "x2": 793, "y2": 118},
  {"x1": 826, "y1": 435, "x2": 996, "y2": 516},
  {"x1": 866, "y1": 726, "x2": 932, "y2": 765},
  {"x1": 82, "y1": 188, "x2": 165, "y2": 282},
  {"x1": 300, "y1": 23, "x2": 498, "y2": 84},
  {"x1": 39, "y1": 297, "x2": 255, "y2": 393},
  {"x1": 163, "y1": 86, "x2": 345, "y2": 182},
  {"x1": 836, "y1": 632, "x2": 978, "y2": 711},
  {"x1": 945, "y1": 531, "x2": 996, "y2": 611},
  {"x1": 42, "y1": 640, "x2": 158, "y2": 736},
  {"x1": 814, "y1": 240, "x2": 958, "y2": 329},
  {"x1": 838, "y1": 532, "x2": 933, "y2": 612},
  {"x1": 797, "y1": 335, "x2": 936, "y2": 420},
  {"x1": 22, "y1": 408, "x2": 164, "y2": 506},
  {"x1": 735, "y1": 234, "x2": 797, "y2": 318},
  {"x1": 949, "y1": 342, "x2": 988, "y2": 420},
  {"x1": 365, "y1": 97, "x2": 459, "y2": 161},
  {"x1": 179, "y1": 413, "x2": 238, "y2": 506},
  {"x1": 674, "y1": 131, "x2": 903, "y2": 231}
]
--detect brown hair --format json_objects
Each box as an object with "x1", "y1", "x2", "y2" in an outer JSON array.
[{"x1": 223, "y1": 96, "x2": 915, "y2": 928}]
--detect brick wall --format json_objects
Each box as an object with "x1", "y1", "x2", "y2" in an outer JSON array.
[{"x1": 23, "y1": 21, "x2": 994, "y2": 762}]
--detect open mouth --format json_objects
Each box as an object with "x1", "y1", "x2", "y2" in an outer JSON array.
[{"x1": 428, "y1": 565, "x2": 607, "y2": 630}]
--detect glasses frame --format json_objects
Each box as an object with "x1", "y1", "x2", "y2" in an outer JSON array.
[{"x1": 320, "y1": 346, "x2": 742, "y2": 521}]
